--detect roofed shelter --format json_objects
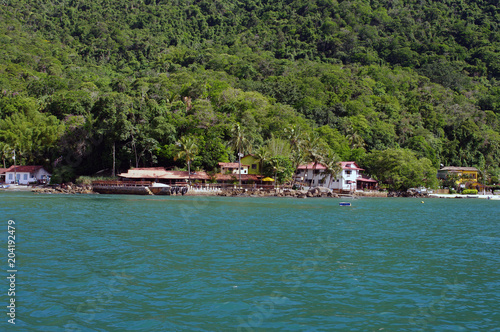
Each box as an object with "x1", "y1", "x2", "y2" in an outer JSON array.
[
  {"x1": 4, "y1": 165, "x2": 51, "y2": 185},
  {"x1": 438, "y1": 166, "x2": 479, "y2": 184},
  {"x1": 118, "y1": 167, "x2": 210, "y2": 185}
]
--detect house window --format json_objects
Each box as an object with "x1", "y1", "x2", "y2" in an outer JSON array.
[
  {"x1": 346, "y1": 170, "x2": 351, "y2": 175},
  {"x1": 252, "y1": 164, "x2": 257, "y2": 169},
  {"x1": 345, "y1": 180, "x2": 350, "y2": 184},
  {"x1": 23, "y1": 174, "x2": 28, "y2": 180}
]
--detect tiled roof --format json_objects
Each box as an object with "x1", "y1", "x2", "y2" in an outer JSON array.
[
  {"x1": 340, "y1": 162, "x2": 364, "y2": 170},
  {"x1": 4, "y1": 165, "x2": 44, "y2": 173},
  {"x1": 0, "y1": 168, "x2": 8, "y2": 174},
  {"x1": 357, "y1": 176, "x2": 378, "y2": 183},
  {"x1": 215, "y1": 174, "x2": 260, "y2": 181},
  {"x1": 218, "y1": 162, "x2": 240, "y2": 168},
  {"x1": 297, "y1": 162, "x2": 327, "y2": 170},
  {"x1": 118, "y1": 168, "x2": 210, "y2": 180},
  {"x1": 440, "y1": 166, "x2": 479, "y2": 172}
]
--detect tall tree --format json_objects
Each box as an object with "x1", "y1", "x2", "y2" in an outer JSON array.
[
  {"x1": 174, "y1": 136, "x2": 199, "y2": 185},
  {"x1": 322, "y1": 152, "x2": 342, "y2": 188},
  {"x1": 229, "y1": 123, "x2": 252, "y2": 185}
]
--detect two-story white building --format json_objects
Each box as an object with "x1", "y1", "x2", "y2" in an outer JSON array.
[
  {"x1": 296, "y1": 161, "x2": 375, "y2": 192},
  {"x1": 4, "y1": 165, "x2": 51, "y2": 185}
]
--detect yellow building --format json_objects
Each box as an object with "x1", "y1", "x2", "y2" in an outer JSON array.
[
  {"x1": 438, "y1": 166, "x2": 479, "y2": 185},
  {"x1": 241, "y1": 155, "x2": 261, "y2": 175}
]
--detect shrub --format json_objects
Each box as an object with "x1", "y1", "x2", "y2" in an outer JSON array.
[
  {"x1": 462, "y1": 189, "x2": 478, "y2": 195},
  {"x1": 75, "y1": 176, "x2": 116, "y2": 185}
]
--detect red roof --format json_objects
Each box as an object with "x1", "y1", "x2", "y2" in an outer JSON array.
[
  {"x1": 0, "y1": 168, "x2": 8, "y2": 174},
  {"x1": 297, "y1": 162, "x2": 327, "y2": 170},
  {"x1": 218, "y1": 162, "x2": 240, "y2": 168},
  {"x1": 340, "y1": 162, "x2": 364, "y2": 171},
  {"x1": 215, "y1": 174, "x2": 260, "y2": 181},
  {"x1": 357, "y1": 176, "x2": 378, "y2": 183},
  {"x1": 5, "y1": 165, "x2": 44, "y2": 173}
]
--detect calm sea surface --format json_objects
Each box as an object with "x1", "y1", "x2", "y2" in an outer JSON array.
[{"x1": 0, "y1": 192, "x2": 499, "y2": 331}]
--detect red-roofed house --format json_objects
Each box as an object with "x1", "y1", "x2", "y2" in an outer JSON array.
[
  {"x1": 4, "y1": 166, "x2": 51, "y2": 185},
  {"x1": 296, "y1": 161, "x2": 376, "y2": 192},
  {"x1": 218, "y1": 162, "x2": 248, "y2": 174}
]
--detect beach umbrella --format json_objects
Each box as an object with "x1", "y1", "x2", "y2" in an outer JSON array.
[{"x1": 262, "y1": 177, "x2": 275, "y2": 182}]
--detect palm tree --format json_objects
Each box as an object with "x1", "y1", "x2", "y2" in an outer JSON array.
[
  {"x1": 174, "y1": 136, "x2": 199, "y2": 185},
  {"x1": 322, "y1": 152, "x2": 342, "y2": 189},
  {"x1": 286, "y1": 125, "x2": 306, "y2": 187},
  {"x1": 229, "y1": 123, "x2": 252, "y2": 185},
  {"x1": 345, "y1": 125, "x2": 365, "y2": 149},
  {"x1": 254, "y1": 146, "x2": 270, "y2": 176},
  {"x1": 302, "y1": 132, "x2": 326, "y2": 187},
  {"x1": 290, "y1": 145, "x2": 307, "y2": 187}
]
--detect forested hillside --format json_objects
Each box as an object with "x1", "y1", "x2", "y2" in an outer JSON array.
[{"x1": 1, "y1": 0, "x2": 499, "y2": 187}]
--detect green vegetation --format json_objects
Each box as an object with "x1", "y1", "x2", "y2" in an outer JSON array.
[
  {"x1": 1, "y1": 0, "x2": 500, "y2": 190},
  {"x1": 462, "y1": 189, "x2": 479, "y2": 195}
]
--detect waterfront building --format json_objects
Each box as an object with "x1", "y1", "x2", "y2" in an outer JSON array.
[
  {"x1": 295, "y1": 161, "x2": 377, "y2": 192},
  {"x1": 3, "y1": 165, "x2": 51, "y2": 185}
]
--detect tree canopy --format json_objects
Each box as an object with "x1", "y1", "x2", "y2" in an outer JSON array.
[{"x1": 0, "y1": 0, "x2": 499, "y2": 186}]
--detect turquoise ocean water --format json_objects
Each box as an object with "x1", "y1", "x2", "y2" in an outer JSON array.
[{"x1": 1, "y1": 192, "x2": 499, "y2": 331}]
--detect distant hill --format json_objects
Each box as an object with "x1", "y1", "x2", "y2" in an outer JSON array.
[{"x1": 0, "y1": 0, "x2": 499, "y2": 183}]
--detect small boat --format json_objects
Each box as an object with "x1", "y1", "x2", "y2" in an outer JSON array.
[
  {"x1": 148, "y1": 182, "x2": 171, "y2": 195},
  {"x1": 339, "y1": 202, "x2": 351, "y2": 206},
  {"x1": 0, "y1": 184, "x2": 10, "y2": 189}
]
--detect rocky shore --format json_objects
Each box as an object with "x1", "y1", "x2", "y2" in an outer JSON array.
[
  {"x1": 29, "y1": 184, "x2": 394, "y2": 198},
  {"x1": 218, "y1": 187, "x2": 342, "y2": 198},
  {"x1": 32, "y1": 185, "x2": 95, "y2": 194}
]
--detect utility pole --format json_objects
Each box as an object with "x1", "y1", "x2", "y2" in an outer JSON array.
[
  {"x1": 238, "y1": 152, "x2": 243, "y2": 187},
  {"x1": 483, "y1": 168, "x2": 486, "y2": 195},
  {"x1": 12, "y1": 149, "x2": 16, "y2": 184}
]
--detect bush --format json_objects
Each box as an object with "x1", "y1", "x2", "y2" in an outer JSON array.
[
  {"x1": 462, "y1": 189, "x2": 478, "y2": 195},
  {"x1": 75, "y1": 176, "x2": 117, "y2": 185},
  {"x1": 449, "y1": 188, "x2": 456, "y2": 194}
]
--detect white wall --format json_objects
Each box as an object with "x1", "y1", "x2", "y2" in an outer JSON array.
[
  {"x1": 296, "y1": 168, "x2": 359, "y2": 191},
  {"x1": 5, "y1": 168, "x2": 51, "y2": 184}
]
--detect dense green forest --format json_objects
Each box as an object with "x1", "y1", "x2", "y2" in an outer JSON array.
[{"x1": 1, "y1": 0, "x2": 500, "y2": 189}]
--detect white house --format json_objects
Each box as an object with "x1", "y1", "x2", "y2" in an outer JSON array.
[
  {"x1": 295, "y1": 161, "x2": 376, "y2": 192},
  {"x1": 4, "y1": 166, "x2": 51, "y2": 185}
]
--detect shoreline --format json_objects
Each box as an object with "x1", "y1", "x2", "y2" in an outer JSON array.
[
  {"x1": 428, "y1": 193, "x2": 500, "y2": 200},
  {"x1": 2, "y1": 185, "x2": 498, "y2": 200}
]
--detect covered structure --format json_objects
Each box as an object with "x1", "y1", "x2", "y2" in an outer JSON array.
[
  {"x1": 4, "y1": 165, "x2": 51, "y2": 185},
  {"x1": 118, "y1": 167, "x2": 210, "y2": 185},
  {"x1": 218, "y1": 162, "x2": 248, "y2": 175},
  {"x1": 437, "y1": 166, "x2": 479, "y2": 184},
  {"x1": 356, "y1": 176, "x2": 378, "y2": 190},
  {"x1": 295, "y1": 161, "x2": 378, "y2": 192}
]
